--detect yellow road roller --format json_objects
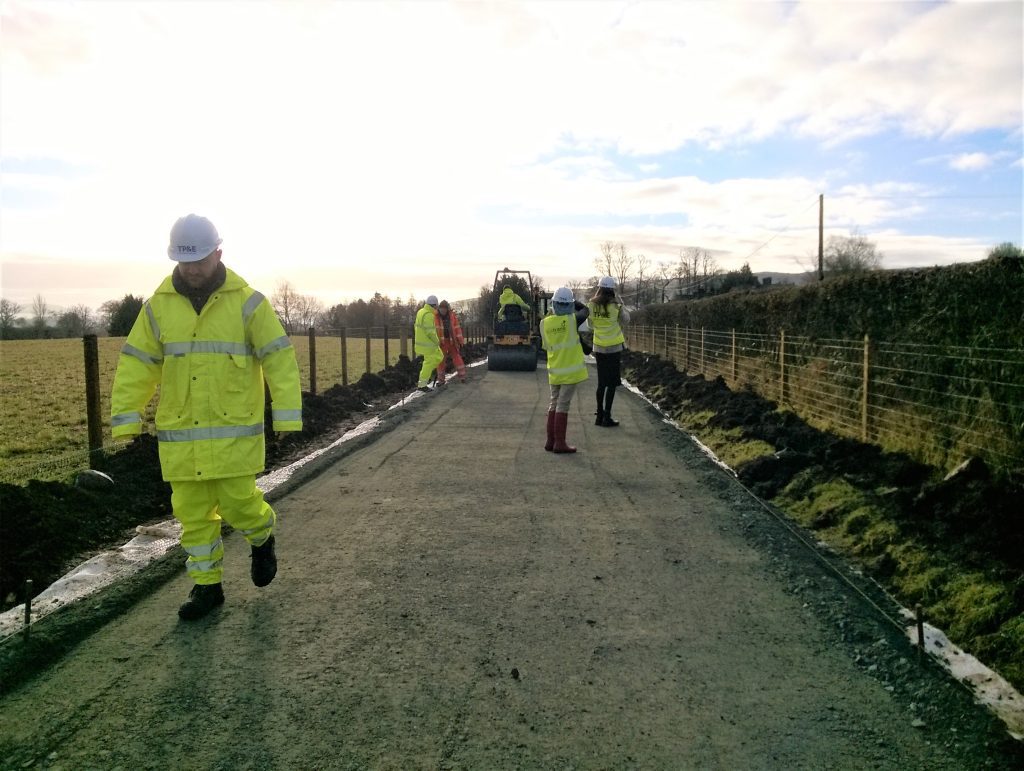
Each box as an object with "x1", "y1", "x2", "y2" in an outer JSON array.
[{"x1": 487, "y1": 268, "x2": 552, "y2": 371}]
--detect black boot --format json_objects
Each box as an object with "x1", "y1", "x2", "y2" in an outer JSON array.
[
  {"x1": 595, "y1": 388, "x2": 605, "y2": 425},
  {"x1": 602, "y1": 388, "x2": 619, "y2": 427},
  {"x1": 250, "y1": 534, "x2": 278, "y2": 587},
  {"x1": 178, "y1": 583, "x2": 224, "y2": 620}
]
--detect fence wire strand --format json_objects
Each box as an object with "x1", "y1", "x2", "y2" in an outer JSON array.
[{"x1": 629, "y1": 325, "x2": 1023, "y2": 474}]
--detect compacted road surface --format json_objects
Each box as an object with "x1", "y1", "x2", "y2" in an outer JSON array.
[{"x1": 1, "y1": 366, "x2": 1019, "y2": 769}]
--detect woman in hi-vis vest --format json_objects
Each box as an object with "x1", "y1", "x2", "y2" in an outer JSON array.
[
  {"x1": 587, "y1": 276, "x2": 631, "y2": 427},
  {"x1": 540, "y1": 287, "x2": 589, "y2": 453}
]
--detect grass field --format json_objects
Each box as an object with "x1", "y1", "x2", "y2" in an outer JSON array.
[{"x1": 0, "y1": 334, "x2": 414, "y2": 484}]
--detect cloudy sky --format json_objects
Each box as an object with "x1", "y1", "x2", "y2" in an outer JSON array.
[{"x1": 1, "y1": 0, "x2": 1021, "y2": 313}]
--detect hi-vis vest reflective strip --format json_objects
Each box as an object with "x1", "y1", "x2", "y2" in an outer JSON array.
[
  {"x1": 588, "y1": 302, "x2": 625, "y2": 347},
  {"x1": 541, "y1": 314, "x2": 588, "y2": 385}
]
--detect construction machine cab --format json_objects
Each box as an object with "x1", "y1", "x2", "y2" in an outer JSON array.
[{"x1": 487, "y1": 268, "x2": 546, "y2": 371}]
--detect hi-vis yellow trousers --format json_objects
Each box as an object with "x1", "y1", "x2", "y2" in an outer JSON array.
[
  {"x1": 170, "y1": 476, "x2": 275, "y2": 585},
  {"x1": 418, "y1": 347, "x2": 443, "y2": 387}
]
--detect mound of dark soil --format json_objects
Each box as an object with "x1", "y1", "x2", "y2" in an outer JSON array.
[
  {"x1": 623, "y1": 349, "x2": 1024, "y2": 691},
  {"x1": 0, "y1": 349, "x2": 483, "y2": 612}
]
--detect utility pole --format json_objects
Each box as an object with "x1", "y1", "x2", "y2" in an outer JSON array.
[{"x1": 818, "y1": 194, "x2": 824, "y2": 281}]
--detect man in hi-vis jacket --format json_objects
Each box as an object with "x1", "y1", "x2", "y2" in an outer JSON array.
[{"x1": 111, "y1": 214, "x2": 302, "y2": 620}]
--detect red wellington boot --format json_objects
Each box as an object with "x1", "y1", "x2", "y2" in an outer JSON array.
[
  {"x1": 552, "y1": 412, "x2": 577, "y2": 454},
  {"x1": 545, "y1": 410, "x2": 556, "y2": 452}
]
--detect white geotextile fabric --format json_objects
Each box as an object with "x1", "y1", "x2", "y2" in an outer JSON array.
[{"x1": 0, "y1": 382, "x2": 437, "y2": 643}]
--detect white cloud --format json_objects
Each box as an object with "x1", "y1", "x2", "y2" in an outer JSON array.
[
  {"x1": 949, "y1": 153, "x2": 995, "y2": 171},
  {"x1": 0, "y1": 1, "x2": 1020, "y2": 310}
]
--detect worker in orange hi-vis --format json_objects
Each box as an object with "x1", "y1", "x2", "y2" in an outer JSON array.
[{"x1": 435, "y1": 300, "x2": 467, "y2": 384}]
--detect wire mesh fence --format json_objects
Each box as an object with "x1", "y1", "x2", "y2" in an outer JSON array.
[
  {"x1": 0, "y1": 323, "x2": 492, "y2": 486},
  {"x1": 628, "y1": 325, "x2": 1024, "y2": 475}
]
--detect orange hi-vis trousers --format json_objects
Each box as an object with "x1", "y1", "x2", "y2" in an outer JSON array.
[{"x1": 438, "y1": 341, "x2": 466, "y2": 383}]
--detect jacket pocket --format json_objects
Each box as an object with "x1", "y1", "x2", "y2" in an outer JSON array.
[{"x1": 215, "y1": 354, "x2": 258, "y2": 421}]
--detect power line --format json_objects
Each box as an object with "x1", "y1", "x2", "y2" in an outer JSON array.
[{"x1": 742, "y1": 197, "x2": 822, "y2": 263}]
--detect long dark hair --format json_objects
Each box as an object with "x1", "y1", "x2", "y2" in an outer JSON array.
[{"x1": 589, "y1": 286, "x2": 616, "y2": 315}]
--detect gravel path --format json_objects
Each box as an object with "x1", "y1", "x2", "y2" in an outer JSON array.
[{"x1": 1, "y1": 368, "x2": 1019, "y2": 770}]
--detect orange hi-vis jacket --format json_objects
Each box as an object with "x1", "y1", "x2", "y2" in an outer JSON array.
[{"x1": 438, "y1": 309, "x2": 464, "y2": 346}]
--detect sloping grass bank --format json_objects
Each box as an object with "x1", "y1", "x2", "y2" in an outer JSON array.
[{"x1": 624, "y1": 351, "x2": 1024, "y2": 694}]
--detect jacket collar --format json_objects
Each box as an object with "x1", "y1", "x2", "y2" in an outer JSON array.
[{"x1": 156, "y1": 266, "x2": 247, "y2": 295}]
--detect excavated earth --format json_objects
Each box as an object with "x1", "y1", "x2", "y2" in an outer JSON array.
[{"x1": 0, "y1": 344, "x2": 1022, "y2": 769}]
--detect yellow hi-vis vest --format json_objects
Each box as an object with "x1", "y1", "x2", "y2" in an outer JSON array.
[
  {"x1": 587, "y1": 301, "x2": 625, "y2": 348},
  {"x1": 110, "y1": 268, "x2": 302, "y2": 482},
  {"x1": 541, "y1": 313, "x2": 588, "y2": 385},
  {"x1": 414, "y1": 304, "x2": 440, "y2": 355}
]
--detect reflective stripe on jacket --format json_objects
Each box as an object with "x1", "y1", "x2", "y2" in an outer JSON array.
[
  {"x1": 540, "y1": 313, "x2": 588, "y2": 385},
  {"x1": 110, "y1": 267, "x2": 302, "y2": 482},
  {"x1": 587, "y1": 301, "x2": 626, "y2": 349},
  {"x1": 414, "y1": 304, "x2": 440, "y2": 354}
]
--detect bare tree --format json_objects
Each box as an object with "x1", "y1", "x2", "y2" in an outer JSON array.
[
  {"x1": 55, "y1": 304, "x2": 95, "y2": 337},
  {"x1": 294, "y1": 294, "x2": 324, "y2": 331},
  {"x1": 613, "y1": 243, "x2": 634, "y2": 293},
  {"x1": 679, "y1": 247, "x2": 720, "y2": 293},
  {"x1": 566, "y1": 279, "x2": 588, "y2": 300},
  {"x1": 31, "y1": 294, "x2": 49, "y2": 336},
  {"x1": 595, "y1": 241, "x2": 615, "y2": 278},
  {"x1": 1, "y1": 298, "x2": 22, "y2": 336},
  {"x1": 655, "y1": 260, "x2": 682, "y2": 302},
  {"x1": 634, "y1": 253, "x2": 651, "y2": 306},
  {"x1": 824, "y1": 232, "x2": 883, "y2": 274},
  {"x1": 271, "y1": 281, "x2": 301, "y2": 333}
]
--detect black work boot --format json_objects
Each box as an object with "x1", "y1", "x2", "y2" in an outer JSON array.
[
  {"x1": 602, "y1": 389, "x2": 619, "y2": 427},
  {"x1": 250, "y1": 534, "x2": 278, "y2": 587},
  {"x1": 178, "y1": 583, "x2": 224, "y2": 620}
]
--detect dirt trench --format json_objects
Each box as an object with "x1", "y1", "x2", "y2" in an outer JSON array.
[{"x1": 1, "y1": 362, "x2": 1021, "y2": 770}]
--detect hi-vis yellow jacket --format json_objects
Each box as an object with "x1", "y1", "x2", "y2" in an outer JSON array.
[
  {"x1": 586, "y1": 301, "x2": 626, "y2": 349},
  {"x1": 111, "y1": 268, "x2": 302, "y2": 482},
  {"x1": 540, "y1": 313, "x2": 588, "y2": 385},
  {"x1": 414, "y1": 303, "x2": 440, "y2": 356}
]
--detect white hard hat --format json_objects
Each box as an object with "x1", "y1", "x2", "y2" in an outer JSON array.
[
  {"x1": 168, "y1": 214, "x2": 222, "y2": 262},
  {"x1": 599, "y1": 276, "x2": 616, "y2": 289},
  {"x1": 426, "y1": 295, "x2": 438, "y2": 306},
  {"x1": 552, "y1": 287, "x2": 574, "y2": 304}
]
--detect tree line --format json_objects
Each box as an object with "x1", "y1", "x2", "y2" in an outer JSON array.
[
  {"x1": 0, "y1": 284, "x2": 429, "y2": 340},
  {"x1": 2, "y1": 239, "x2": 1017, "y2": 341}
]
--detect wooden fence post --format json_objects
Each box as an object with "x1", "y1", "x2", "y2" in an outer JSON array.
[
  {"x1": 731, "y1": 329, "x2": 737, "y2": 383},
  {"x1": 664, "y1": 324, "x2": 669, "y2": 359},
  {"x1": 400, "y1": 327, "x2": 408, "y2": 359},
  {"x1": 340, "y1": 327, "x2": 348, "y2": 386},
  {"x1": 383, "y1": 326, "x2": 390, "y2": 367},
  {"x1": 779, "y1": 329, "x2": 787, "y2": 404},
  {"x1": 307, "y1": 327, "x2": 317, "y2": 396},
  {"x1": 700, "y1": 327, "x2": 706, "y2": 375},
  {"x1": 683, "y1": 327, "x2": 689, "y2": 372},
  {"x1": 83, "y1": 334, "x2": 103, "y2": 468},
  {"x1": 364, "y1": 328, "x2": 372, "y2": 376},
  {"x1": 862, "y1": 334, "x2": 871, "y2": 442}
]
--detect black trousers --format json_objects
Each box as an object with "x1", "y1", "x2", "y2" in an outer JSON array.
[{"x1": 594, "y1": 351, "x2": 622, "y2": 388}]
